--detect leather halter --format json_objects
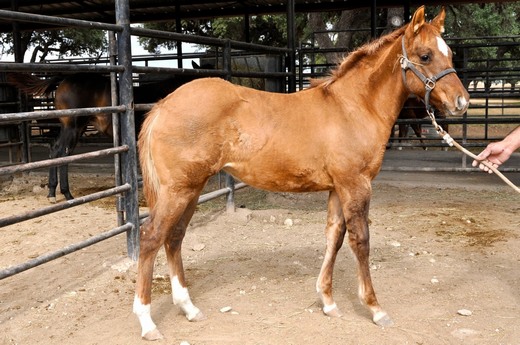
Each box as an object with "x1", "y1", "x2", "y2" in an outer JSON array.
[{"x1": 399, "y1": 36, "x2": 456, "y2": 113}]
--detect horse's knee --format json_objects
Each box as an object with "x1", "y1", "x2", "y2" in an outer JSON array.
[{"x1": 139, "y1": 218, "x2": 166, "y2": 254}]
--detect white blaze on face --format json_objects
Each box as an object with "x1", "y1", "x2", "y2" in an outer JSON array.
[{"x1": 436, "y1": 36, "x2": 449, "y2": 57}]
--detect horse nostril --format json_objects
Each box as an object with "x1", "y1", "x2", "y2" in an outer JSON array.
[{"x1": 456, "y1": 96, "x2": 468, "y2": 111}]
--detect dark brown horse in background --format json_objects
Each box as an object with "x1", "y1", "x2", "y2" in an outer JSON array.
[
  {"x1": 7, "y1": 64, "x2": 208, "y2": 203},
  {"x1": 395, "y1": 97, "x2": 448, "y2": 149},
  {"x1": 8, "y1": 72, "x2": 111, "y2": 203},
  {"x1": 134, "y1": 7, "x2": 469, "y2": 340}
]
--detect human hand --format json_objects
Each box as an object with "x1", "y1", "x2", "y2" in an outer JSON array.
[{"x1": 472, "y1": 141, "x2": 512, "y2": 174}]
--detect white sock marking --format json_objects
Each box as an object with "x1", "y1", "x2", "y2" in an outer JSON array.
[
  {"x1": 373, "y1": 310, "x2": 389, "y2": 323},
  {"x1": 323, "y1": 303, "x2": 338, "y2": 314},
  {"x1": 171, "y1": 276, "x2": 201, "y2": 320},
  {"x1": 436, "y1": 36, "x2": 449, "y2": 57},
  {"x1": 133, "y1": 295, "x2": 157, "y2": 337}
]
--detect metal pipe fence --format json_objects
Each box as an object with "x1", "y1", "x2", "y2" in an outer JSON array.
[{"x1": 0, "y1": 1, "x2": 296, "y2": 280}]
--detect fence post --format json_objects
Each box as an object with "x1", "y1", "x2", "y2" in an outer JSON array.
[
  {"x1": 286, "y1": 0, "x2": 296, "y2": 93},
  {"x1": 222, "y1": 40, "x2": 237, "y2": 213},
  {"x1": 226, "y1": 173, "x2": 236, "y2": 213},
  {"x1": 115, "y1": 0, "x2": 140, "y2": 261}
]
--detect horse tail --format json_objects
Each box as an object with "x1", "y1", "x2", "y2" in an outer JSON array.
[
  {"x1": 137, "y1": 105, "x2": 162, "y2": 210},
  {"x1": 6, "y1": 73, "x2": 63, "y2": 96}
]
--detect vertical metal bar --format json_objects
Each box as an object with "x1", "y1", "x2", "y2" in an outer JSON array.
[
  {"x1": 11, "y1": 1, "x2": 29, "y2": 164},
  {"x1": 225, "y1": 173, "x2": 235, "y2": 213},
  {"x1": 297, "y1": 42, "x2": 303, "y2": 91},
  {"x1": 222, "y1": 40, "x2": 236, "y2": 212},
  {"x1": 244, "y1": 12, "x2": 250, "y2": 43},
  {"x1": 403, "y1": 1, "x2": 411, "y2": 23},
  {"x1": 115, "y1": 0, "x2": 140, "y2": 261},
  {"x1": 286, "y1": 0, "x2": 296, "y2": 93},
  {"x1": 371, "y1": 0, "x2": 377, "y2": 38},
  {"x1": 461, "y1": 47, "x2": 469, "y2": 169},
  {"x1": 109, "y1": 31, "x2": 124, "y2": 227},
  {"x1": 223, "y1": 40, "x2": 232, "y2": 80},
  {"x1": 175, "y1": 3, "x2": 183, "y2": 69}
]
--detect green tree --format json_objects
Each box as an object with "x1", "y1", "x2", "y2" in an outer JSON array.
[
  {"x1": 0, "y1": 28, "x2": 107, "y2": 62},
  {"x1": 138, "y1": 14, "x2": 308, "y2": 53},
  {"x1": 437, "y1": 3, "x2": 520, "y2": 90}
]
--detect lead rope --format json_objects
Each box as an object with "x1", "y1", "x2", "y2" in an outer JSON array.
[
  {"x1": 399, "y1": 35, "x2": 520, "y2": 193},
  {"x1": 426, "y1": 109, "x2": 520, "y2": 193}
]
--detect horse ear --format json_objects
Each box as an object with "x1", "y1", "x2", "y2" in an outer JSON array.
[
  {"x1": 409, "y1": 5, "x2": 426, "y2": 34},
  {"x1": 431, "y1": 6, "x2": 446, "y2": 34}
]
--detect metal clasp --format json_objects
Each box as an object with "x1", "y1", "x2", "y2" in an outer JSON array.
[
  {"x1": 399, "y1": 56, "x2": 408, "y2": 70},
  {"x1": 425, "y1": 78, "x2": 436, "y2": 91}
]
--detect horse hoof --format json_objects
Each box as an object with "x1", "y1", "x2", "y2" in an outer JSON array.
[
  {"x1": 373, "y1": 312, "x2": 394, "y2": 327},
  {"x1": 323, "y1": 305, "x2": 343, "y2": 318},
  {"x1": 188, "y1": 310, "x2": 206, "y2": 322},
  {"x1": 142, "y1": 328, "x2": 164, "y2": 341},
  {"x1": 48, "y1": 197, "x2": 57, "y2": 204}
]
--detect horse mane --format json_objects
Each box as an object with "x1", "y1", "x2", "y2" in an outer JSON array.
[{"x1": 310, "y1": 26, "x2": 407, "y2": 89}]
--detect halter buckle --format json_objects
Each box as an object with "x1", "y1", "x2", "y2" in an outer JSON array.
[
  {"x1": 399, "y1": 56, "x2": 409, "y2": 70},
  {"x1": 425, "y1": 78, "x2": 436, "y2": 91}
]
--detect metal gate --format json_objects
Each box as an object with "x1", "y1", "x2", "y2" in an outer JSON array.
[{"x1": 0, "y1": 2, "x2": 291, "y2": 279}]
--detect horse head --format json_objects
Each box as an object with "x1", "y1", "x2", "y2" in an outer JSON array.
[{"x1": 400, "y1": 6, "x2": 469, "y2": 116}]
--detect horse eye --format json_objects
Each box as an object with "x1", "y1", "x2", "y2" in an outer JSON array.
[{"x1": 420, "y1": 54, "x2": 430, "y2": 63}]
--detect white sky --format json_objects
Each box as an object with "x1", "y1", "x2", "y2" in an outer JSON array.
[{"x1": 1, "y1": 35, "x2": 200, "y2": 68}]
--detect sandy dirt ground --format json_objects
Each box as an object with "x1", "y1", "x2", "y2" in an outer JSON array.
[{"x1": 0, "y1": 169, "x2": 519, "y2": 345}]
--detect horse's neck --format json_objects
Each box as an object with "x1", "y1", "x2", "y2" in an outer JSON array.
[{"x1": 332, "y1": 37, "x2": 409, "y2": 129}]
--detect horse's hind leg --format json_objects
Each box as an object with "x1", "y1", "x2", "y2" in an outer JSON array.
[
  {"x1": 337, "y1": 184, "x2": 393, "y2": 327},
  {"x1": 164, "y1": 195, "x2": 205, "y2": 322},
  {"x1": 316, "y1": 190, "x2": 347, "y2": 318},
  {"x1": 47, "y1": 123, "x2": 80, "y2": 202},
  {"x1": 133, "y1": 188, "x2": 202, "y2": 340}
]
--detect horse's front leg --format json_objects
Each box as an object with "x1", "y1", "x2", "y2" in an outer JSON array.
[
  {"x1": 59, "y1": 164, "x2": 74, "y2": 200},
  {"x1": 339, "y1": 184, "x2": 393, "y2": 327},
  {"x1": 316, "y1": 190, "x2": 347, "y2": 317}
]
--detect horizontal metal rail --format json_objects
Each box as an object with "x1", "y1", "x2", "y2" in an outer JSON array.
[
  {"x1": 133, "y1": 65, "x2": 290, "y2": 80},
  {"x1": 0, "y1": 9, "x2": 122, "y2": 32},
  {"x1": 132, "y1": 65, "x2": 226, "y2": 77},
  {"x1": 0, "y1": 222, "x2": 133, "y2": 280},
  {"x1": 130, "y1": 26, "x2": 291, "y2": 54},
  {"x1": 0, "y1": 145, "x2": 128, "y2": 175},
  {"x1": 381, "y1": 166, "x2": 519, "y2": 173},
  {"x1": 0, "y1": 184, "x2": 131, "y2": 228},
  {"x1": 198, "y1": 182, "x2": 248, "y2": 203},
  {"x1": 0, "y1": 105, "x2": 126, "y2": 123},
  {"x1": 138, "y1": 182, "x2": 248, "y2": 222},
  {"x1": 0, "y1": 62, "x2": 124, "y2": 74},
  {"x1": 395, "y1": 116, "x2": 520, "y2": 125}
]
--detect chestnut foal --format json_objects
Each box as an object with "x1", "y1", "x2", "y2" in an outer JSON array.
[{"x1": 136, "y1": 6, "x2": 469, "y2": 340}]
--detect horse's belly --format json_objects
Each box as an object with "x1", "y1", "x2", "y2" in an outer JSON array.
[{"x1": 222, "y1": 162, "x2": 333, "y2": 193}]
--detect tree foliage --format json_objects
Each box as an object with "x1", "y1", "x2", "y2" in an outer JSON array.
[
  {"x1": 0, "y1": 28, "x2": 107, "y2": 62},
  {"x1": 438, "y1": 3, "x2": 520, "y2": 87}
]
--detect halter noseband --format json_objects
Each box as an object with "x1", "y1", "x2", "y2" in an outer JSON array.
[{"x1": 399, "y1": 36, "x2": 456, "y2": 114}]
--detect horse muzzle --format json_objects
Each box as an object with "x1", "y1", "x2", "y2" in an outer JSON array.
[{"x1": 443, "y1": 93, "x2": 469, "y2": 116}]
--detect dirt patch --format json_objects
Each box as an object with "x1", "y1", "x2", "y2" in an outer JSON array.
[{"x1": 1, "y1": 171, "x2": 519, "y2": 345}]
